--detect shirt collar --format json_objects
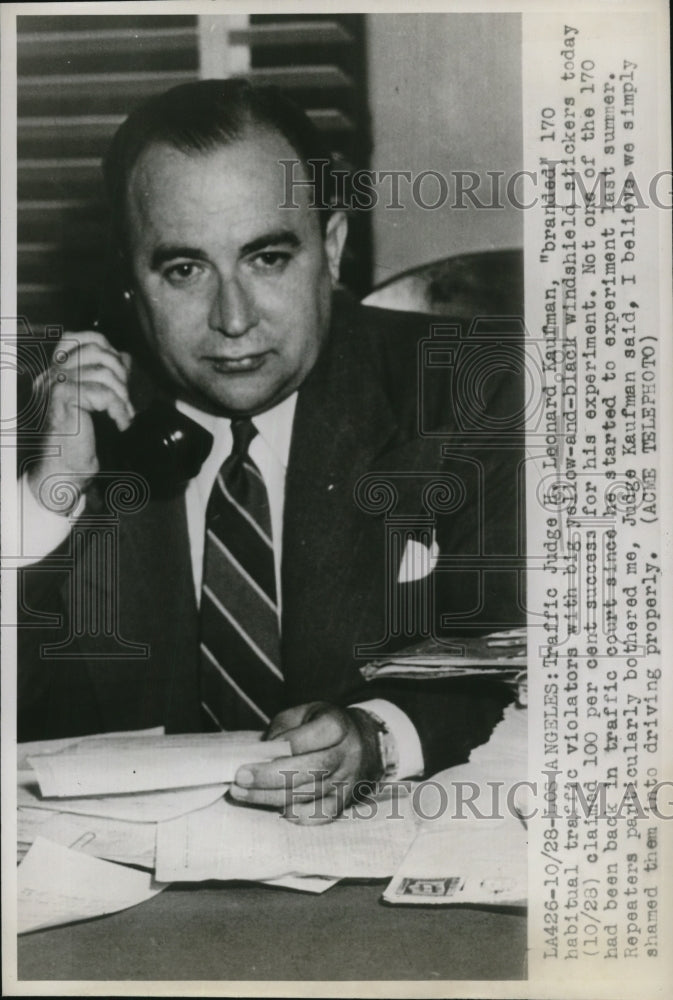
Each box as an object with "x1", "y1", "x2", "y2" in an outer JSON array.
[{"x1": 176, "y1": 392, "x2": 298, "y2": 469}]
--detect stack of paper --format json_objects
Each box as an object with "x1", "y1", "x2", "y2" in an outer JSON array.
[
  {"x1": 18, "y1": 729, "x2": 254, "y2": 870},
  {"x1": 359, "y1": 628, "x2": 527, "y2": 682},
  {"x1": 17, "y1": 703, "x2": 529, "y2": 934},
  {"x1": 16, "y1": 729, "x2": 347, "y2": 933}
]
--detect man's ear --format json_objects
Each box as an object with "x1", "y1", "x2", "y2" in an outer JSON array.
[{"x1": 323, "y1": 211, "x2": 348, "y2": 284}]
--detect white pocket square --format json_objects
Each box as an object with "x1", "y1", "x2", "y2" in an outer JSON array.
[{"x1": 397, "y1": 534, "x2": 440, "y2": 584}]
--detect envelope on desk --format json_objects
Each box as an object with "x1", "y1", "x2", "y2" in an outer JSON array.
[
  {"x1": 384, "y1": 815, "x2": 527, "y2": 907},
  {"x1": 384, "y1": 703, "x2": 528, "y2": 907}
]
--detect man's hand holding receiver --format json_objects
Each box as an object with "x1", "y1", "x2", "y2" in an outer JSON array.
[{"x1": 27, "y1": 331, "x2": 134, "y2": 510}]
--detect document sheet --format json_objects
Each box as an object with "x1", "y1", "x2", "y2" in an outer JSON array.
[
  {"x1": 17, "y1": 837, "x2": 166, "y2": 935},
  {"x1": 384, "y1": 817, "x2": 527, "y2": 907},
  {"x1": 18, "y1": 773, "x2": 228, "y2": 823},
  {"x1": 156, "y1": 792, "x2": 419, "y2": 882},
  {"x1": 25, "y1": 812, "x2": 157, "y2": 868},
  {"x1": 27, "y1": 732, "x2": 291, "y2": 797},
  {"x1": 383, "y1": 703, "x2": 528, "y2": 907},
  {"x1": 18, "y1": 728, "x2": 229, "y2": 822}
]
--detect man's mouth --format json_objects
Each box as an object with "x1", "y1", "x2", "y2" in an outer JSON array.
[{"x1": 205, "y1": 352, "x2": 268, "y2": 374}]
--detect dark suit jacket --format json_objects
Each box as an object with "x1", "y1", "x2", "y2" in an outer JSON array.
[{"x1": 18, "y1": 291, "x2": 525, "y2": 775}]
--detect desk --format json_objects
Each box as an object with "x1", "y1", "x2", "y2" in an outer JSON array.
[{"x1": 18, "y1": 881, "x2": 526, "y2": 982}]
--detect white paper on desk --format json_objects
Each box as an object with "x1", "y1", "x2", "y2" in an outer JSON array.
[
  {"x1": 27, "y1": 732, "x2": 290, "y2": 797},
  {"x1": 156, "y1": 793, "x2": 418, "y2": 882},
  {"x1": 424, "y1": 703, "x2": 529, "y2": 818},
  {"x1": 17, "y1": 807, "x2": 56, "y2": 863},
  {"x1": 29, "y1": 812, "x2": 157, "y2": 868},
  {"x1": 18, "y1": 807, "x2": 336, "y2": 890},
  {"x1": 17, "y1": 727, "x2": 227, "y2": 823},
  {"x1": 383, "y1": 701, "x2": 528, "y2": 907},
  {"x1": 17, "y1": 837, "x2": 166, "y2": 934},
  {"x1": 383, "y1": 816, "x2": 527, "y2": 907},
  {"x1": 18, "y1": 771, "x2": 228, "y2": 823},
  {"x1": 18, "y1": 806, "x2": 56, "y2": 845},
  {"x1": 17, "y1": 725, "x2": 165, "y2": 769},
  {"x1": 262, "y1": 874, "x2": 339, "y2": 894}
]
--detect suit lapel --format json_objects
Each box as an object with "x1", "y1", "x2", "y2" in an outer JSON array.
[
  {"x1": 281, "y1": 298, "x2": 446, "y2": 692},
  {"x1": 281, "y1": 299, "x2": 396, "y2": 680}
]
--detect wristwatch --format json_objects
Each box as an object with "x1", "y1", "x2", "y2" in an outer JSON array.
[{"x1": 366, "y1": 710, "x2": 399, "y2": 781}]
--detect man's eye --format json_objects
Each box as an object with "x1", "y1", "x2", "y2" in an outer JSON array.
[
  {"x1": 164, "y1": 262, "x2": 202, "y2": 284},
  {"x1": 251, "y1": 251, "x2": 291, "y2": 271}
]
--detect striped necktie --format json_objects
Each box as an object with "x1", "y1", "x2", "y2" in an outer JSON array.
[{"x1": 199, "y1": 417, "x2": 284, "y2": 730}]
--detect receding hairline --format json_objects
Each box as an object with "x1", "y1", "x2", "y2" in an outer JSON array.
[
  {"x1": 121, "y1": 126, "x2": 328, "y2": 253},
  {"x1": 115, "y1": 125, "x2": 330, "y2": 250},
  {"x1": 127, "y1": 119, "x2": 310, "y2": 177},
  {"x1": 123, "y1": 121, "x2": 322, "y2": 228}
]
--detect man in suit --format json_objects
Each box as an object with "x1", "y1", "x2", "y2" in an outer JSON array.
[{"x1": 18, "y1": 79, "x2": 524, "y2": 820}]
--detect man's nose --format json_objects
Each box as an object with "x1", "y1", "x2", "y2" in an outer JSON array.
[{"x1": 208, "y1": 276, "x2": 258, "y2": 336}]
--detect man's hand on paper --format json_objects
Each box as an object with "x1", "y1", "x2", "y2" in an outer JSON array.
[{"x1": 230, "y1": 702, "x2": 382, "y2": 824}]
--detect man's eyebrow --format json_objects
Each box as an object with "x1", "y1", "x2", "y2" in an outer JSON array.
[
  {"x1": 150, "y1": 231, "x2": 301, "y2": 270},
  {"x1": 150, "y1": 245, "x2": 208, "y2": 269},
  {"x1": 239, "y1": 230, "x2": 301, "y2": 256}
]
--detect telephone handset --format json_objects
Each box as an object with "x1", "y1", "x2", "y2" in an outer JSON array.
[
  {"x1": 96, "y1": 401, "x2": 214, "y2": 494},
  {"x1": 93, "y1": 279, "x2": 214, "y2": 493}
]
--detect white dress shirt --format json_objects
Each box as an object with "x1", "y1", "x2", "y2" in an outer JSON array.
[
  {"x1": 178, "y1": 395, "x2": 294, "y2": 606},
  {"x1": 20, "y1": 394, "x2": 424, "y2": 778}
]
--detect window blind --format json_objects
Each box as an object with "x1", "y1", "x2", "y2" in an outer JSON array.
[
  {"x1": 16, "y1": 13, "x2": 370, "y2": 337},
  {"x1": 17, "y1": 15, "x2": 200, "y2": 334}
]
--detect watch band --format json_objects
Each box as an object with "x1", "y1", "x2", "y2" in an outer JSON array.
[{"x1": 366, "y1": 709, "x2": 399, "y2": 781}]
